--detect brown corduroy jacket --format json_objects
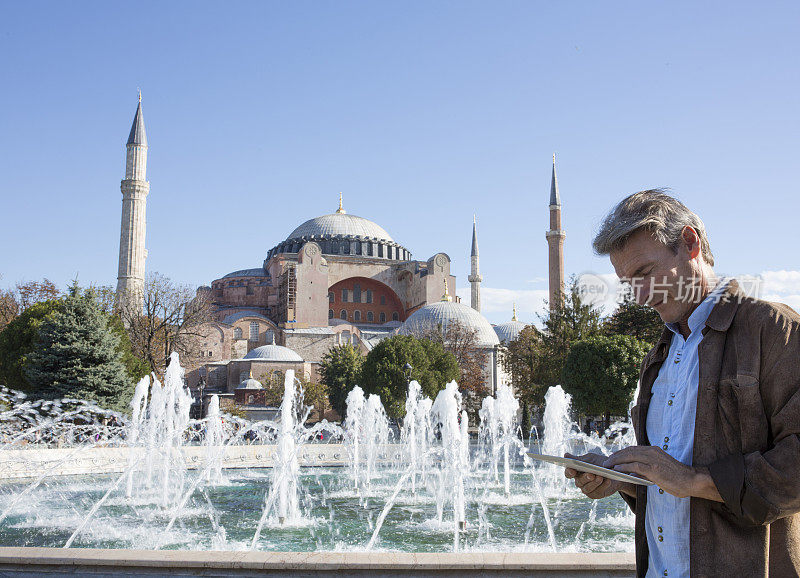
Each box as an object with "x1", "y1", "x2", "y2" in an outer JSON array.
[{"x1": 625, "y1": 279, "x2": 800, "y2": 577}]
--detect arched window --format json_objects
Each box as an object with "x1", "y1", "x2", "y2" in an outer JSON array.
[
  {"x1": 340, "y1": 309, "x2": 347, "y2": 320},
  {"x1": 247, "y1": 395, "x2": 255, "y2": 404},
  {"x1": 234, "y1": 327, "x2": 243, "y2": 339},
  {"x1": 392, "y1": 312, "x2": 399, "y2": 321},
  {"x1": 378, "y1": 244, "x2": 384, "y2": 258},
  {"x1": 366, "y1": 289, "x2": 373, "y2": 303},
  {"x1": 353, "y1": 283, "x2": 361, "y2": 303},
  {"x1": 328, "y1": 292, "x2": 334, "y2": 303},
  {"x1": 264, "y1": 330, "x2": 274, "y2": 344},
  {"x1": 341, "y1": 289, "x2": 348, "y2": 303},
  {"x1": 367, "y1": 311, "x2": 374, "y2": 322},
  {"x1": 249, "y1": 322, "x2": 259, "y2": 340},
  {"x1": 331, "y1": 241, "x2": 339, "y2": 253},
  {"x1": 379, "y1": 312, "x2": 386, "y2": 323},
  {"x1": 328, "y1": 309, "x2": 334, "y2": 319},
  {"x1": 354, "y1": 310, "x2": 361, "y2": 322}
]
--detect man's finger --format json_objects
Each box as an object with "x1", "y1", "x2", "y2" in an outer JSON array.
[{"x1": 603, "y1": 447, "x2": 646, "y2": 468}]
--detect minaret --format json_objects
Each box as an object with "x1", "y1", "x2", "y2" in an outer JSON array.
[
  {"x1": 116, "y1": 92, "x2": 149, "y2": 313},
  {"x1": 545, "y1": 154, "x2": 565, "y2": 310},
  {"x1": 468, "y1": 215, "x2": 482, "y2": 312}
]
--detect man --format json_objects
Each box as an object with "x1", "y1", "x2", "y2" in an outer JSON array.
[{"x1": 565, "y1": 190, "x2": 800, "y2": 577}]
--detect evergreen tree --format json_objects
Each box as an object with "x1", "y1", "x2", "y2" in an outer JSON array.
[
  {"x1": 520, "y1": 400, "x2": 531, "y2": 439},
  {"x1": 360, "y1": 335, "x2": 459, "y2": 419},
  {"x1": 536, "y1": 275, "x2": 603, "y2": 387},
  {"x1": 604, "y1": 290, "x2": 664, "y2": 348},
  {"x1": 24, "y1": 287, "x2": 132, "y2": 411},
  {"x1": 561, "y1": 334, "x2": 650, "y2": 426},
  {"x1": 502, "y1": 325, "x2": 546, "y2": 408},
  {"x1": 319, "y1": 344, "x2": 364, "y2": 419},
  {"x1": 0, "y1": 299, "x2": 62, "y2": 393}
]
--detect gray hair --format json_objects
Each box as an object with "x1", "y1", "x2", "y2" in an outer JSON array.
[{"x1": 592, "y1": 189, "x2": 714, "y2": 266}]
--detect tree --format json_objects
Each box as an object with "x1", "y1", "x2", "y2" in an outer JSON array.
[
  {"x1": 302, "y1": 380, "x2": 330, "y2": 423},
  {"x1": 537, "y1": 275, "x2": 603, "y2": 388},
  {"x1": 360, "y1": 335, "x2": 459, "y2": 419},
  {"x1": 561, "y1": 334, "x2": 650, "y2": 427},
  {"x1": 117, "y1": 272, "x2": 213, "y2": 377},
  {"x1": 406, "y1": 319, "x2": 488, "y2": 422},
  {"x1": 24, "y1": 286, "x2": 133, "y2": 411},
  {"x1": 520, "y1": 400, "x2": 531, "y2": 439},
  {"x1": 0, "y1": 299, "x2": 62, "y2": 392},
  {"x1": 502, "y1": 325, "x2": 546, "y2": 408},
  {"x1": 15, "y1": 279, "x2": 60, "y2": 311},
  {"x1": 0, "y1": 277, "x2": 61, "y2": 332},
  {"x1": 604, "y1": 290, "x2": 664, "y2": 348},
  {"x1": 319, "y1": 344, "x2": 364, "y2": 419},
  {"x1": 0, "y1": 287, "x2": 18, "y2": 332}
]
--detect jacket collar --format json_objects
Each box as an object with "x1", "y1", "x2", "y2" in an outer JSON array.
[
  {"x1": 649, "y1": 278, "x2": 743, "y2": 359},
  {"x1": 704, "y1": 278, "x2": 743, "y2": 333}
]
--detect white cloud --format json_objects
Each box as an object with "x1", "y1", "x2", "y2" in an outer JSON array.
[
  {"x1": 456, "y1": 286, "x2": 550, "y2": 324},
  {"x1": 759, "y1": 270, "x2": 800, "y2": 296}
]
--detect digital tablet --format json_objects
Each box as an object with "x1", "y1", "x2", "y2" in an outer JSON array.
[{"x1": 527, "y1": 452, "x2": 654, "y2": 486}]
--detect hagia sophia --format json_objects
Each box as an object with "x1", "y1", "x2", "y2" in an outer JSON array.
[{"x1": 115, "y1": 97, "x2": 565, "y2": 418}]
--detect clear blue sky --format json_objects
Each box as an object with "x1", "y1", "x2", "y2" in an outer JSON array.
[{"x1": 2, "y1": 1, "x2": 798, "y2": 324}]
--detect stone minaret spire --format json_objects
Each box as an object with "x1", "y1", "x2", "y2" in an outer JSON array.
[
  {"x1": 115, "y1": 92, "x2": 150, "y2": 313},
  {"x1": 545, "y1": 154, "x2": 565, "y2": 310},
  {"x1": 468, "y1": 214, "x2": 482, "y2": 312}
]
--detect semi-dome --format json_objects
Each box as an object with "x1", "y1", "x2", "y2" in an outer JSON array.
[
  {"x1": 243, "y1": 344, "x2": 303, "y2": 362},
  {"x1": 494, "y1": 321, "x2": 527, "y2": 344},
  {"x1": 398, "y1": 300, "x2": 500, "y2": 348}
]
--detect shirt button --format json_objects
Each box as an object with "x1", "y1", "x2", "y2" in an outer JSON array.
[
  {"x1": 658, "y1": 488, "x2": 664, "y2": 494},
  {"x1": 658, "y1": 526, "x2": 662, "y2": 533},
  {"x1": 658, "y1": 535, "x2": 664, "y2": 542},
  {"x1": 674, "y1": 359, "x2": 680, "y2": 364},
  {"x1": 664, "y1": 572, "x2": 668, "y2": 577},
  {"x1": 667, "y1": 400, "x2": 673, "y2": 406},
  {"x1": 664, "y1": 437, "x2": 670, "y2": 443},
  {"x1": 662, "y1": 444, "x2": 668, "y2": 450}
]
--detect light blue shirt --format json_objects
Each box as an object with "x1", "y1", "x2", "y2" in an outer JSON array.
[{"x1": 644, "y1": 280, "x2": 728, "y2": 578}]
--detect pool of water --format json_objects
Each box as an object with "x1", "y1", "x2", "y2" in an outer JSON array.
[{"x1": 0, "y1": 465, "x2": 634, "y2": 552}]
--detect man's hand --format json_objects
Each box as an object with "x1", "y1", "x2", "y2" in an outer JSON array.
[
  {"x1": 603, "y1": 446, "x2": 722, "y2": 501},
  {"x1": 564, "y1": 452, "x2": 636, "y2": 499}
]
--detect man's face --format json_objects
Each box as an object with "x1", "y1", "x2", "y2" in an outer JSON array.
[{"x1": 609, "y1": 228, "x2": 702, "y2": 325}]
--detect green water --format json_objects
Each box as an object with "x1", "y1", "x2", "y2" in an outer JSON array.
[{"x1": 0, "y1": 467, "x2": 634, "y2": 552}]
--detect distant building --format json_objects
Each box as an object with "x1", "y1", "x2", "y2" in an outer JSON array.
[{"x1": 113, "y1": 99, "x2": 564, "y2": 411}]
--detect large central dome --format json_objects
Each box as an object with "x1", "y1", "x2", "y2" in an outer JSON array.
[
  {"x1": 266, "y1": 199, "x2": 411, "y2": 262},
  {"x1": 286, "y1": 213, "x2": 394, "y2": 243}
]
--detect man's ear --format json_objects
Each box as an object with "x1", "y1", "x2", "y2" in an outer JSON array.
[{"x1": 681, "y1": 226, "x2": 701, "y2": 260}]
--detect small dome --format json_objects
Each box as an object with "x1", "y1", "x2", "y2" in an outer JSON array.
[
  {"x1": 494, "y1": 321, "x2": 528, "y2": 344},
  {"x1": 243, "y1": 344, "x2": 303, "y2": 362},
  {"x1": 398, "y1": 301, "x2": 500, "y2": 348},
  {"x1": 237, "y1": 377, "x2": 263, "y2": 390},
  {"x1": 286, "y1": 213, "x2": 394, "y2": 242}
]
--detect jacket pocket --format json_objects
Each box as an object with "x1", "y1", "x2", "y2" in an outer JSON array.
[{"x1": 718, "y1": 374, "x2": 769, "y2": 455}]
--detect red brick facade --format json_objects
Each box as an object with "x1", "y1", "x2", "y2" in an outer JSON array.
[{"x1": 327, "y1": 277, "x2": 405, "y2": 324}]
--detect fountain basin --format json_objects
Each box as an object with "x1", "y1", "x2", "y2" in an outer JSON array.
[
  {"x1": 0, "y1": 444, "x2": 359, "y2": 479},
  {"x1": 0, "y1": 547, "x2": 636, "y2": 576}
]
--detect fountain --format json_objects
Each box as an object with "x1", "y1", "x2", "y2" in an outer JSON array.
[{"x1": 0, "y1": 355, "x2": 636, "y2": 558}]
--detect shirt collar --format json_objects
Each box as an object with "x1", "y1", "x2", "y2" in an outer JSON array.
[{"x1": 666, "y1": 278, "x2": 730, "y2": 337}]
